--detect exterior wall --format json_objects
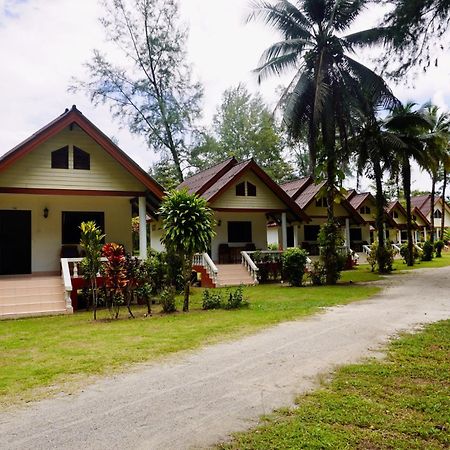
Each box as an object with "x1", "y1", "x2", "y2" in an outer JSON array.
[
  {"x1": 211, "y1": 171, "x2": 286, "y2": 210},
  {"x1": 426, "y1": 201, "x2": 450, "y2": 229},
  {"x1": 150, "y1": 220, "x2": 164, "y2": 252},
  {"x1": 0, "y1": 193, "x2": 133, "y2": 273},
  {"x1": 211, "y1": 211, "x2": 268, "y2": 261},
  {"x1": 355, "y1": 198, "x2": 376, "y2": 223},
  {"x1": 304, "y1": 201, "x2": 348, "y2": 218},
  {"x1": 0, "y1": 125, "x2": 145, "y2": 192},
  {"x1": 391, "y1": 208, "x2": 407, "y2": 225}
]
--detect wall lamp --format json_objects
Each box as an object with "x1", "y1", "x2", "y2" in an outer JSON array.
[{"x1": 43, "y1": 207, "x2": 49, "y2": 219}]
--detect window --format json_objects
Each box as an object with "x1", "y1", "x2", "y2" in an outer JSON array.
[
  {"x1": 247, "y1": 182, "x2": 256, "y2": 196},
  {"x1": 235, "y1": 181, "x2": 257, "y2": 197},
  {"x1": 236, "y1": 182, "x2": 245, "y2": 196},
  {"x1": 315, "y1": 197, "x2": 326, "y2": 207},
  {"x1": 393, "y1": 211, "x2": 399, "y2": 219},
  {"x1": 304, "y1": 225, "x2": 320, "y2": 241},
  {"x1": 227, "y1": 221, "x2": 252, "y2": 243},
  {"x1": 434, "y1": 209, "x2": 442, "y2": 219},
  {"x1": 73, "y1": 146, "x2": 90, "y2": 170},
  {"x1": 51, "y1": 146, "x2": 69, "y2": 169},
  {"x1": 62, "y1": 211, "x2": 104, "y2": 244},
  {"x1": 360, "y1": 206, "x2": 371, "y2": 214}
]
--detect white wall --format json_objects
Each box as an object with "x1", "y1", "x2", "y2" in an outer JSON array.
[{"x1": 0, "y1": 193, "x2": 133, "y2": 273}]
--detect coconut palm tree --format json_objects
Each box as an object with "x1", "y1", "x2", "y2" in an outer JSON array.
[
  {"x1": 420, "y1": 105, "x2": 450, "y2": 242},
  {"x1": 383, "y1": 102, "x2": 431, "y2": 265},
  {"x1": 248, "y1": 0, "x2": 395, "y2": 283}
]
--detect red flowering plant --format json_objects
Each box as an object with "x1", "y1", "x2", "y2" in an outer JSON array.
[{"x1": 102, "y1": 243, "x2": 128, "y2": 319}]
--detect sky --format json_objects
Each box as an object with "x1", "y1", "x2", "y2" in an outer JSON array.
[{"x1": 0, "y1": 0, "x2": 449, "y2": 192}]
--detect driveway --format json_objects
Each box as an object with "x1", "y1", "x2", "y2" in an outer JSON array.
[{"x1": 1, "y1": 267, "x2": 449, "y2": 449}]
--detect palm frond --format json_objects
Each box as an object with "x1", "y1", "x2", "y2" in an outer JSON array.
[
  {"x1": 344, "y1": 27, "x2": 392, "y2": 47},
  {"x1": 254, "y1": 51, "x2": 301, "y2": 83}
]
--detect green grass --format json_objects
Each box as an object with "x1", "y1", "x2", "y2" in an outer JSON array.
[
  {"x1": 0, "y1": 283, "x2": 379, "y2": 407},
  {"x1": 220, "y1": 320, "x2": 450, "y2": 450}
]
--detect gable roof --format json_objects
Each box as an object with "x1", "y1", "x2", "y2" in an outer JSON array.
[
  {"x1": 412, "y1": 206, "x2": 431, "y2": 226},
  {"x1": 280, "y1": 177, "x2": 312, "y2": 200},
  {"x1": 0, "y1": 105, "x2": 165, "y2": 200},
  {"x1": 348, "y1": 192, "x2": 375, "y2": 210},
  {"x1": 178, "y1": 158, "x2": 309, "y2": 222},
  {"x1": 386, "y1": 200, "x2": 407, "y2": 216},
  {"x1": 410, "y1": 194, "x2": 450, "y2": 217}
]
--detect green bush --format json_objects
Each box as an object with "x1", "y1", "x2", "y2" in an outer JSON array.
[
  {"x1": 202, "y1": 290, "x2": 222, "y2": 310},
  {"x1": 308, "y1": 261, "x2": 326, "y2": 286},
  {"x1": 282, "y1": 247, "x2": 309, "y2": 287},
  {"x1": 400, "y1": 243, "x2": 422, "y2": 263},
  {"x1": 421, "y1": 240, "x2": 434, "y2": 261},
  {"x1": 367, "y1": 242, "x2": 394, "y2": 273},
  {"x1": 318, "y1": 220, "x2": 345, "y2": 284},
  {"x1": 224, "y1": 285, "x2": 247, "y2": 309},
  {"x1": 160, "y1": 286, "x2": 177, "y2": 313},
  {"x1": 434, "y1": 240, "x2": 445, "y2": 257}
]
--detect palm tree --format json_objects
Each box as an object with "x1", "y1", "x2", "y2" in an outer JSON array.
[
  {"x1": 420, "y1": 105, "x2": 450, "y2": 242},
  {"x1": 248, "y1": 0, "x2": 395, "y2": 284},
  {"x1": 383, "y1": 103, "x2": 431, "y2": 266}
]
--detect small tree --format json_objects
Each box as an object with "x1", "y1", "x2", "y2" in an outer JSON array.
[
  {"x1": 282, "y1": 248, "x2": 308, "y2": 287},
  {"x1": 80, "y1": 221, "x2": 105, "y2": 320},
  {"x1": 159, "y1": 189, "x2": 215, "y2": 312}
]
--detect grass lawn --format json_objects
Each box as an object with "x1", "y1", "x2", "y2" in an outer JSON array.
[
  {"x1": 220, "y1": 320, "x2": 450, "y2": 450},
  {"x1": 0, "y1": 282, "x2": 379, "y2": 408}
]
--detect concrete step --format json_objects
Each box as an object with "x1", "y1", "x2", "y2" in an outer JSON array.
[
  {"x1": 0, "y1": 292, "x2": 65, "y2": 304},
  {"x1": 0, "y1": 301, "x2": 66, "y2": 314},
  {"x1": 216, "y1": 264, "x2": 256, "y2": 287},
  {"x1": 0, "y1": 276, "x2": 63, "y2": 289}
]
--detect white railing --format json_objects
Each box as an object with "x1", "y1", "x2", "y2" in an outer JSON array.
[
  {"x1": 240, "y1": 251, "x2": 259, "y2": 283},
  {"x1": 60, "y1": 257, "x2": 107, "y2": 313},
  {"x1": 193, "y1": 253, "x2": 218, "y2": 286},
  {"x1": 414, "y1": 243, "x2": 422, "y2": 252},
  {"x1": 363, "y1": 244, "x2": 372, "y2": 255},
  {"x1": 392, "y1": 243, "x2": 401, "y2": 252}
]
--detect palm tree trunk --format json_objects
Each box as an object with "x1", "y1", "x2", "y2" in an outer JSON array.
[
  {"x1": 183, "y1": 255, "x2": 193, "y2": 312},
  {"x1": 430, "y1": 175, "x2": 436, "y2": 243},
  {"x1": 402, "y1": 157, "x2": 414, "y2": 266},
  {"x1": 441, "y1": 170, "x2": 447, "y2": 239},
  {"x1": 373, "y1": 159, "x2": 387, "y2": 272}
]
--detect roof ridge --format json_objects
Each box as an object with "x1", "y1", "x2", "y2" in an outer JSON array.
[{"x1": 182, "y1": 156, "x2": 236, "y2": 181}]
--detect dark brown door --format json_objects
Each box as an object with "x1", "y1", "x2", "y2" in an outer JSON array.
[{"x1": 0, "y1": 210, "x2": 32, "y2": 275}]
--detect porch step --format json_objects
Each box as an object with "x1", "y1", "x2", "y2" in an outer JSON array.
[
  {"x1": 216, "y1": 264, "x2": 256, "y2": 287},
  {"x1": 0, "y1": 275, "x2": 67, "y2": 318}
]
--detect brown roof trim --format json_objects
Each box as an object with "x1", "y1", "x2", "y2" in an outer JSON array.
[
  {"x1": 0, "y1": 106, "x2": 165, "y2": 200},
  {"x1": 208, "y1": 159, "x2": 310, "y2": 222},
  {"x1": 412, "y1": 206, "x2": 431, "y2": 226},
  {"x1": 0, "y1": 187, "x2": 146, "y2": 197}
]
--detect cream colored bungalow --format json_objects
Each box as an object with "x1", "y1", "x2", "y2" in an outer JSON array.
[
  {"x1": 385, "y1": 201, "x2": 419, "y2": 243},
  {"x1": 0, "y1": 106, "x2": 164, "y2": 278},
  {"x1": 279, "y1": 178, "x2": 366, "y2": 254},
  {"x1": 172, "y1": 157, "x2": 309, "y2": 263},
  {"x1": 411, "y1": 194, "x2": 450, "y2": 240}
]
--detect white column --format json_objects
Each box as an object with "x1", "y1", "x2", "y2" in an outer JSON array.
[
  {"x1": 397, "y1": 230, "x2": 401, "y2": 244},
  {"x1": 293, "y1": 224, "x2": 299, "y2": 247},
  {"x1": 424, "y1": 227, "x2": 427, "y2": 240},
  {"x1": 139, "y1": 196, "x2": 147, "y2": 260},
  {"x1": 281, "y1": 212, "x2": 288, "y2": 250},
  {"x1": 383, "y1": 224, "x2": 387, "y2": 241},
  {"x1": 345, "y1": 218, "x2": 350, "y2": 250}
]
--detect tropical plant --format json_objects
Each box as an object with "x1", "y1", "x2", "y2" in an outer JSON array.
[
  {"x1": 102, "y1": 243, "x2": 128, "y2": 319},
  {"x1": 281, "y1": 247, "x2": 308, "y2": 287},
  {"x1": 307, "y1": 260, "x2": 326, "y2": 286},
  {"x1": 434, "y1": 240, "x2": 445, "y2": 257},
  {"x1": 202, "y1": 290, "x2": 222, "y2": 310},
  {"x1": 318, "y1": 220, "x2": 345, "y2": 284},
  {"x1": 160, "y1": 286, "x2": 177, "y2": 313},
  {"x1": 159, "y1": 189, "x2": 215, "y2": 311},
  {"x1": 421, "y1": 240, "x2": 434, "y2": 261},
  {"x1": 79, "y1": 221, "x2": 105, "y2": 320},
  {"x1": 72, "y1": 0, "x2": 203, "y2": 182},
  {"x1": 249, "y1": 0, "x2": 395, "y2": 283},
  {"x1": 384, "y1": 102, "x2": 431, "y2": 266},
  {"x1": 224, "y1": 286, "x2": 247, "y2": 310}
]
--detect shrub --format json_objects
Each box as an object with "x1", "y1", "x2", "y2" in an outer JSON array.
[
  {"x1": 160, "y1": 286, "x2": 177, "y2": 313},
  {"x1": 224, "y1": 285, "x2": 247, "y2": 309},
  {"x1": 367, "y1": 242, "x2": 394, "y2": 273},
  {"x1": 202, "y1": 290, "x2": 222, "y2": 310},
  {"x1": 308, "y1": 261, "x2": 326, "y2": 286},
  {"x1": 400, "y1": 243, "x2": 422, "y2": 264},
  {"x1": 434, "y1": 240, "x2": 445, "y2": 257},
  {"x1": 421, "y1": 240, "x2": 434, "y2": 261},
  {"x1": 282, "y1": 247, "x2": 308, "y2": 287},
  {"x1": 318, "y1": 220, "x2": 345, "y2": 284}
]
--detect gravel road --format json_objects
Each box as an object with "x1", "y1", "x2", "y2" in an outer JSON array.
[{"x1": 1, "y1": 267, "x2": 449, "y2": 450}]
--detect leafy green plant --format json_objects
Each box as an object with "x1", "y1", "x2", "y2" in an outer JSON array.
[
  {"x1": 160, "y1": 286, "x2": 177, "y2": 313},
  {"x1": 224, "y1": 285, "x2": 247, "y2": 310},
  {"x1": 282, "y1": 248, "x2": 308, "y2": 287},
  {"x1": 202, "y1": 290, "x2": 222, "y2": 310},
  {"x1": 307, "y1": 261, "x2": 326, "y2": 286},
  {"x1": 79, "y1": 221, "x2": 105, "y2": 320},
  {"x1": 400, "y1": 243, "x2": 422, "y2": 264},
  {"x1": 434, "y1": 240, "x2": 445, "y2": 257},
  {"x1": 318, "y1": 221, "x2": 345, "y2": 285},
  {"x1": 367, "y1": 242, "x2": 394, "y2": 273},
  {"x1": 159, "y1": 189, "x2": 216, "y2": 312},
  {"x1": 421, "y1": 240, "x2": 434, "y2": 261}
]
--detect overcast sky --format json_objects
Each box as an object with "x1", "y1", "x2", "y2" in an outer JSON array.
[{"x1": 1, "y1": 0, "x2": 449, "y2": 191}]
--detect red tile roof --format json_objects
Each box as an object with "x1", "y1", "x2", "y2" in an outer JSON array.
[
  {"x1": 294, "y1": 180, "x2": 326, "y2": 209},
  {"x1": 348, "y1": 192, "x2": 374, "y2": 210},
  {"x1": 280, "y1": 177, "x2": 312, "y2": 199}
]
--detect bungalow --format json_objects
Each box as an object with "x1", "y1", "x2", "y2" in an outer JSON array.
[
  {"x1": 385, "y1": 201, "x2": 419, "y2": 243},
  {"x1": 279, "y1": 178, "x2": 366, "y2": 254},
  {"x1": 411, "y1": 194, "x2": 450, "y2": 240},
  {"x1": 150, "y1": 158, "x2": 309, "y2": 286},
  {"x1": 0, "y1": 106, "x2": 163, "y2": 317}
]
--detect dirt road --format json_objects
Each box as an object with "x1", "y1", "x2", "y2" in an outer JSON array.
[{"x1": 1, "y1": 267, "x2": 449, "y2": 449}]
